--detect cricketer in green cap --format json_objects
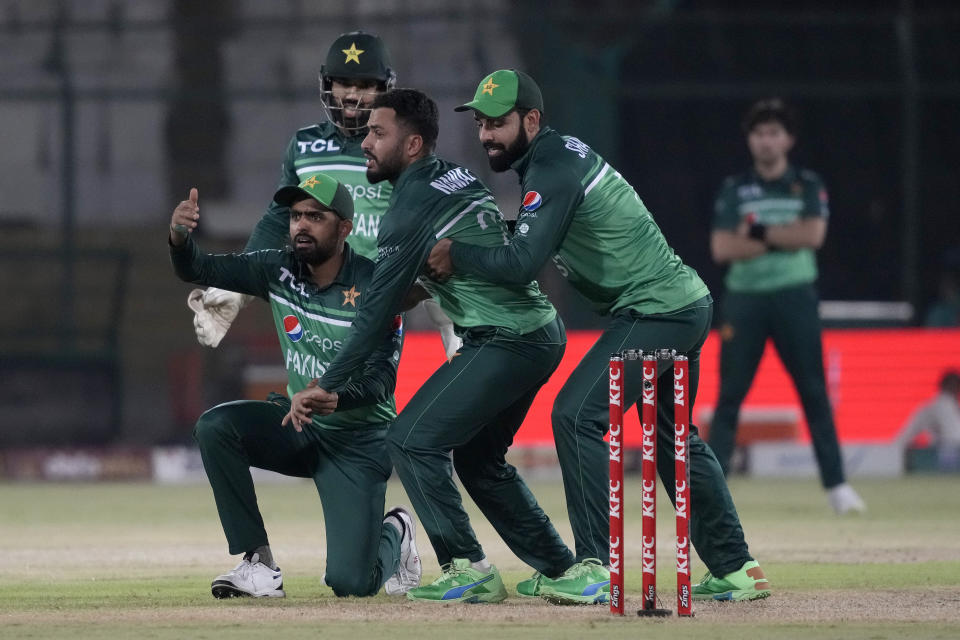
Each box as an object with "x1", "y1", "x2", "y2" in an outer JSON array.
[
  {"x1": 455, "y1": 69, "x2": 543, "y2": 118},
  {"x1": 273, "y1": 172, "x2": 355, "y2": 221}
]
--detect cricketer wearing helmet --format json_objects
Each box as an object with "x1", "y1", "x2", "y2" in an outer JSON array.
[
  {"x1": 428, "y1": 70, "x2": 771, "y2": 603},
  {"x1": 169, "y1": 173, "x2": 420, "y2": 599},
  {"x1": 188, "y1": 31, "x2": 460, "y2": 357}
]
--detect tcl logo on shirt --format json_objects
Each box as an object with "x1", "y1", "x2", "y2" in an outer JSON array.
[{"x1": 296, "y1": 139, "x2": 342, "y2": 154}]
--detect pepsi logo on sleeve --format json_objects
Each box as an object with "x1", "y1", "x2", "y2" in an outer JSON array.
[{"x1": 521, "y1": 191, "x2": 543, "y2": 212}]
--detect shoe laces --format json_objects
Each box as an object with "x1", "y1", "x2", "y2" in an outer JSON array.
[
  {"x1": 697, "y1": 570, "x2": 713, "y2": 584},
  {"x1": 564, "y1": 558, "x2": 603, "y2": 578},
  {"x1": 232, "y1": 557, "x2": 255, "y2": 580},
  {"x1": 431, "y1": 562, "x2": 468, "y2": 584}
]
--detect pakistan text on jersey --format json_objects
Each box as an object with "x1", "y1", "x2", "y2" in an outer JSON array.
[
  {"x1": 350, "y1": 213, "x2": 380, "y2": 238},
  {"x1": 286, "y1": 348, "x2": 330, "y2": 378},
  {"x1": 429, "y1": 167, "x2": 477, "y2": 195}
]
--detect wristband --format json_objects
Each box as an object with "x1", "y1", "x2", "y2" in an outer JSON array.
[{"x1": 748, "y1": 222, "x2": 768, "y2": 242}]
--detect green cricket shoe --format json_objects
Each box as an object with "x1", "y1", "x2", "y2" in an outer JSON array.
[
  {"x1": 406, "y1": 558, "x2": 507, "y2": 604},
  {"x1": 692, "y1": 560, "x2": 771, "y2": 601},
  {"x1": 539, "y1": 558, "x2": 610, "y2": 605},
  {"x1": 516, "y1": 571, "x2": 543, "y2": 598}
]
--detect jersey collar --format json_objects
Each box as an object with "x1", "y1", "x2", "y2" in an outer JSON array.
[
  {"x1": 749, "y1": 164, "x2": 797, "y2": 186},
  {"x1": 392, "y1": 154, "x2": 438, "y2": 195},
  {"x1": 293, "y1": 243, "x2": 358, "y2": 292},
  {"x1": 510, "y1": 126, "x2": 554, "y2": 179}
]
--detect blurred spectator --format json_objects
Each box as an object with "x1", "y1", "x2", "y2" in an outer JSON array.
[
  {"x1": 924, "y1": 270, "x2": 960, "y2": 327},
  {"x1": 898, "y1": 370, "x2": 960, "y2": 472},
  {"x1": 708, "y1": 97, "x2": 865, "y2": 515}
]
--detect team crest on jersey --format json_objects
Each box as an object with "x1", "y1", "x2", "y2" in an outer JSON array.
[
  {"x1": 521, "y1": 191, "x2": 543, "y2": 212},
  {"x1": 283, "y1": 315, "x2": 304, "y2": 342}
]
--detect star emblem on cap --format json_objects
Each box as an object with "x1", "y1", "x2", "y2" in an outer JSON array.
[
  {"x1": 302, "y1": 175, "x2": 321, "y2": 189},
  {"x1": 342, "y1": 43, "x2": 364, "y2": 64},
  {"x1": 342, "y1": 285, "x2": 361, "y2": 307},
  {"x1": 481, "y1": 77, "x2": 499, "y2": 95}
]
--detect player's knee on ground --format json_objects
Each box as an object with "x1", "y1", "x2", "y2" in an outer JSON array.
[{"x1": 324, "y1": 566, "x2": 378, "y2": 598}]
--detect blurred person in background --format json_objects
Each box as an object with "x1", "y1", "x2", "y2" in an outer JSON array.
[
  {"x1": 898, "y1": 370, "x2": 960, "y2": 472},
  {"x1": 924, "y1": 270, "x2": 960, "y2": 327},
  {"x1": 168, "y1": 174, "x2": 421, "y2": 599},
  {"x1": 187, "y1": 30, "x2": 461, "y2": 358},
  {"x1": 708, "y1": 98, "x2": 866, "y2": 515},
  {"x1": 430, "y1": 70, "x2": 770, "y2": 604}
]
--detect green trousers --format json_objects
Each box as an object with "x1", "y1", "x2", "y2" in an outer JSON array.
[
  {"x1": 387, "y1": 316, "x2": 576, "y2": 578},
  {"x1": 193, "y1": 395, "x2": 401, "y2": 597},
  {"x1": 552, "y1": 296, "x2": 754, "y2": 578},
  {"x1": 709, "y1": 284, "x2": 846, "y2": 488}
]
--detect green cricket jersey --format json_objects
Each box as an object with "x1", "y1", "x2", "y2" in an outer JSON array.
[
  {"x1": 449, "y1": 127, "x2": 708, "y2": 316},
  {"x1": 319, "y1": 155, "x2": 557, "y2": 391},
  {"x1": 713, "y1": 165, "x2": 829, "y2": 293},
  {"x1": 245, "y1": 122, "x2": 390, "y2": 259},
  {"x1": 171, "y1": 237, "x2": 400, "y2": 430}
]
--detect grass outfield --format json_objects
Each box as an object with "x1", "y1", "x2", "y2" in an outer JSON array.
[{"x1": 2, "y1": 475, "x2": 959, "y2": 639}]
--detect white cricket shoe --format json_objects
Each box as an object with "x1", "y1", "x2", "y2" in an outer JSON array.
[
  {"x1": 828, "y1": 483, "x2": 867, "y2": 515},
  {"x1": 383, "y1": 505, "x2": 421, "y2": 595},
  {"x1": 211, "y1": 552, "x2": 285, "y2": 598}
]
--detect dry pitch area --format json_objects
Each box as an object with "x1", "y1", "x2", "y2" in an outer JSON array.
[{"x1": 1, "y1": 475, "x2": 959, "y2": 639}]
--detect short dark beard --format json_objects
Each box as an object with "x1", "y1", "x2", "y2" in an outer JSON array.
[
  {"x1": 293, "y1": 235, "x2": 338, "y2": 266},
  {"x1": 485, "y1": 126, "x2": 530, "y2": 173},
  {"x1": 366, "y1": 139, "x2": 406, "y2": 184}
]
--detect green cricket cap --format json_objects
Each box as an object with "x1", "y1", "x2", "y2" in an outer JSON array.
[
  {"x1": 454, "y1": 69, "x2": 543, "y2": 118},
  {"x1": 273, "y1": 172, "x2": 354, "y2": 221}
]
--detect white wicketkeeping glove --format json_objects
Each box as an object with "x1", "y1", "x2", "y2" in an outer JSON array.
[
  {"x1": 186, "y1": 287, "x2": 253, "y2": 348},
  {"x1": 420, "y1": 297, "x2": 462, "y2": 360}
]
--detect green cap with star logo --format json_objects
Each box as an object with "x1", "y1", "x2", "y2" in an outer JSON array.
[
  {"x1": 455, "y1": 69, "x2": 543, "y2": 118},
  {"x1": 273, "y1": 172, "x2": 354, "y2": 220}
]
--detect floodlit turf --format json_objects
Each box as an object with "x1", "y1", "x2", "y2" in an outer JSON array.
[{"x1": 2, "y1": 476, "x2": 959, "y2": 639}]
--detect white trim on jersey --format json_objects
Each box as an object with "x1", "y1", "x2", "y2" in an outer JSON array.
[
  {"x1": 584, "y1": 163, "x2": 610, "y2": 196},
  {"x1": 435, "y1": 195, "x2": 495, "y2": 239},
  {"x1": 269, "y1": 292, "x2": 353, "y2": 327},
  {"x1": 296, "y1": 164, "x2": 367, "y2": 175}
]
